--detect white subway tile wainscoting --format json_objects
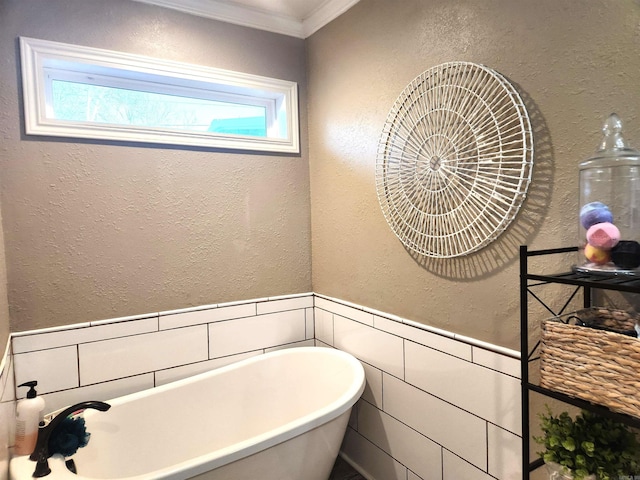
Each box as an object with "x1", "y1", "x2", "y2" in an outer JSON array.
[{"x1": 8, "y1": 292, "x2": 521, "y2": 480}]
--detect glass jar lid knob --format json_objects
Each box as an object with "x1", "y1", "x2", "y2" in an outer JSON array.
[{"x1": 599, "y1": 113, "x2": 634, "y2": 153}]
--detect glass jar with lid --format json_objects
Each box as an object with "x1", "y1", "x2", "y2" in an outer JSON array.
[{"x1": 576, "y1": 113, "x2": 640, "y2": 275}]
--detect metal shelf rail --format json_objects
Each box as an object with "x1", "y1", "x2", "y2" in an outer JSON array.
[{"x1": 519, "y1": 245, "x2": 640, "y2": 480}]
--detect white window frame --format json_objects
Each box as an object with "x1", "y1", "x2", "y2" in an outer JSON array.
[{"x1": 20, "y1": 37, "x2": 300, "y2": 154}]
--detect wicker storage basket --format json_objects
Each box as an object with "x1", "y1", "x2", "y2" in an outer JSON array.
[{"x1": 540, "y1": 307, "x2": 640, "y2": 418}]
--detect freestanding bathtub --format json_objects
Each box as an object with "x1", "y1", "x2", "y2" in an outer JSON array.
[{"x1": 10, "y1": 346, "x2": 365, "y2": 480}]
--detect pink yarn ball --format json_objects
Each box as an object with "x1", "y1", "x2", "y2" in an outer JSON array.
[{"x1": 586, "y1": 222, "x2": 620, "y2": 250}]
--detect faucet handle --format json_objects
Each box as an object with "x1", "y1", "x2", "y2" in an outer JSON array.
[{"x1": 28, "y1": 400, "x2": 110, "y2": 476}]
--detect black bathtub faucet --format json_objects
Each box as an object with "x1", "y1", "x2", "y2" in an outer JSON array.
[{"x1": 29, "y1": 400, "x2": 111, "y2": 478}]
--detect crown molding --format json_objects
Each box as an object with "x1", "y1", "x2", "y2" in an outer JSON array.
[
  {"x1": 131, "y1": 0, "x2": 359, "y2": 38},
  {"x1": 302, "y1": 0, "x2": 360, "y2": 37}
]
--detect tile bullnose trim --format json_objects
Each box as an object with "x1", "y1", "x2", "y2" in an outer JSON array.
[
  {"x1": 12, "y1": 293, "x2": 313, "y2": 337},
  {"x1": 313, "y1": 292, "x2": 520, "y2": 360},
  {"x1": 401, "y1": 318, "x2": 456, "y2": 340},
  {"x1": 13, "y1": 314, "x2": 158, "y2": 336},
  {"x1": 10, "y1": 292, "x2": 519, "y2": 362},
  {"x1": 159, "y1": 304, "x2": 218, "y2": 317},
  {"x1": 457, "y1": 335, "x2": 520, "y2": 360},
  {"x1": 266, "y1": 292, "x2": 313, "y2": 301},
  {"x1": 90, "y1": 313, "x2": 159, "y2": 327},
  {"x1": 0, "y1": 338, "x2": 11, "y2": 384},
  {"x1": 11, "y1": 321, "x2": 92, "y2": 337}
]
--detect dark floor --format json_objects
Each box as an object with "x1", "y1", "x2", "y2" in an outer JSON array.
[{"x1": 329, "y1": 455, "x2": 366, "y2": 480}]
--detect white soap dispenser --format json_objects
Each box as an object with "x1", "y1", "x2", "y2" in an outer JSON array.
[{"x1": 14, "y1": 381, "x2": 45, "y2": 456}]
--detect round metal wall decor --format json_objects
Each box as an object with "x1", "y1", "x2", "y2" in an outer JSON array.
[{"x1": 376, "y1": 61, "x2": 533, "y2": 258}]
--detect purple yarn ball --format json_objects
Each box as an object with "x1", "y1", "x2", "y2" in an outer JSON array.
[{"x1": 580, "y1": 202, "x2": 613, "y2": 229}]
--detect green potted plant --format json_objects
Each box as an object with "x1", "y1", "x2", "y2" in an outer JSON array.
[{"x1": 534, "y1": 406, "x2": 640, "y2": 480}]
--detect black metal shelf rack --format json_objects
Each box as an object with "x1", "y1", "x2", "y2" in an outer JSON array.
[{"x1": 520, "y1": 245, "x2": 640, "y2": 480}]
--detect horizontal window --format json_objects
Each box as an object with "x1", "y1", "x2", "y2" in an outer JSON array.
[{"x1": 20, "y1": 37, "x2": 299, "y2": 153}]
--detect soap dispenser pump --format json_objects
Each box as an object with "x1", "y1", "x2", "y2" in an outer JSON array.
[{"x1": 15, "y1": 381, "x2": 45, "y2": 456}]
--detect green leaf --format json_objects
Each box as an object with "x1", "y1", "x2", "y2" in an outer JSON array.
[
  {"x1": 536, "y1": 406, "x2": 640, "y2": 477},
  {"x1": 581, "y1": 441, "x2": 595, "y2": 456},
  {"x1": 561, "y1": 437, "x2": 576, "y2": 452},
  {"x1": 574, "y1": 468, "x2": 590, "y2": 480}
]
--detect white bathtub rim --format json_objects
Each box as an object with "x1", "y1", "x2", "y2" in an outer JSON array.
[
  {"x1": 101, "y1": 346, "x2": 366, "y2": 479},
  {"x1": 12, "y1": 346, "x2": 365, "y2": 480}
]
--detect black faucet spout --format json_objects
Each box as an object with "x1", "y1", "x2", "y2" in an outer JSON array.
[{"x1": 29, "y1": 400, "x2": 110, "y2": 478}]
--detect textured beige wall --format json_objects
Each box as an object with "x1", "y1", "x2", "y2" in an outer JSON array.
[
  {"x1": 2, "y1": 0, "x2": 639, "y2": 349},
  {"x1": 0, "y1": 204, "x2": 8, "y2": 351},
  {"x1": 0, "y1": 0, "x2": 311, "y2": 332},
  {"x1": 307, "y1": 0, "x2": 640, "y2": 349}
]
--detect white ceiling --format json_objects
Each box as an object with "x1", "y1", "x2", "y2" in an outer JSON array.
[{"x1": 131, "y1": 0, "x2": 360, "y2": 38}]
